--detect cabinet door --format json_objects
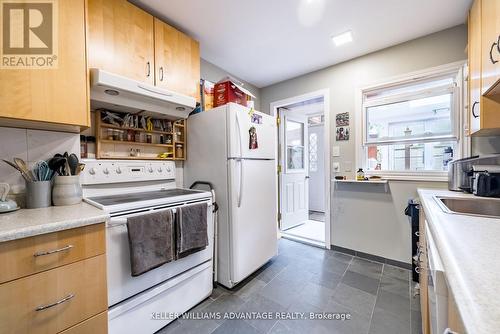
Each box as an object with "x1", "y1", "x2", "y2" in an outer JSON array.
[
  {"x1": 0, "y1": 0, "x2": 89, "y2": 127},
  {"x1": 481, "y1": 0, "x2": 500, "y2": 94},
  {"x1": 154, "y1": 19, "x2": 200, "y2": 100},
  {"x1": 87, "y1": 0, "x2": 154, "y2": 84},
  {"x1": 469, "y1": 0, "x2": 482, "y2": 134},
  {"x1": 419, "y1": 210, "x2": 430, "y2": 334}
]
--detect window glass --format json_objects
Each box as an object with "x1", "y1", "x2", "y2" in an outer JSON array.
[
  {"x1": 309, "y1": 133, "x2": 318, "y2": 172},
  {"x1": 367, "y1": 93, "x2": 452, "y2": 143},
  {"x1": 286, "y1": 120, "x2": 305, "y2": 170}
]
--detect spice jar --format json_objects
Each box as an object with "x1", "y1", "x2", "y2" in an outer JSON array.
[
  {"x1": 146, "y1": 134, "x2": 152, "y2": 144},
  {"x1": 176, "y1": 144, "x2": 183, "y2": 159},
  {"x1": 127, "y1": 130, "x2": 134, "y2": 142}
]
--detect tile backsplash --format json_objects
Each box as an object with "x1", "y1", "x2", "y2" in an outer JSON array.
[{"x1": 0, "y1": 127, "x2": 80, "y2": 194}]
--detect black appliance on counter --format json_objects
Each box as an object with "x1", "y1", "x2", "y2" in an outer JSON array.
[{"x1": 405, "y1": 199, "x2": 420, "y2": 283}]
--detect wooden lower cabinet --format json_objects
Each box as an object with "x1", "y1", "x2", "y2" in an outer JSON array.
[
  {"x1": 0, "y1": 224, "x2": 107, "y2": 334},
  {"x1": 59, "y1": 312, "x2": 108, "y2": 334},
  {"x1": 0, "y1": 224, "x2": 105, "y2": 284},
  {"x1": 419, "y1": 210, "x2": 431, "y2": 334}
]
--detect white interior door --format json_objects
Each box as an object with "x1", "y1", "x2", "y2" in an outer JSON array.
[{"x1": 280, "y1": 110, "x2": 309, "y2": 230}]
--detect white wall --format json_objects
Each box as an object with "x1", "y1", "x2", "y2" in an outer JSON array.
[{"x1": 260, "y1": 25, "x2": 468, "y2": 262}]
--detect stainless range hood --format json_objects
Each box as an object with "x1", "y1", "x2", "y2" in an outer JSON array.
[{"x1": 89, "y1": 68, "x2": 196, "y2": 119}]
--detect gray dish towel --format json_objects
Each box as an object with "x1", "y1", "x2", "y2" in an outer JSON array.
[
  {"x1": 176, "y1": 203, "x2": 208, "y2": 259},
  {"x1": 127, "y1": 210, "x2": 174, "y2": 276}
]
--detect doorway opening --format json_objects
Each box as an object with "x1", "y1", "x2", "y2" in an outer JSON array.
[{"x1": 272, "y1": 90, "x2": 330, "y2": 248}]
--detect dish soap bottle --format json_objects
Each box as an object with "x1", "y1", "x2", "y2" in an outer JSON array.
[{"x1": 356, "y1": 168, "x2": 365, "y2": 181}]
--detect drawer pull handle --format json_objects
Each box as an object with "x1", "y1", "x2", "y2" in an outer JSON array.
[
  {"x1": 35, "y1": 293, "x2": 75, "y2": 311},
  {"x1": 34, "y1": 244, "x2": 74, "y2": 257}
]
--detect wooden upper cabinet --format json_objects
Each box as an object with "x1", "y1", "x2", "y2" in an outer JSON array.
[
  {"x1": 481, "y1": 0, "x2": 500, "y2": 94},
  {"x1": 87, "y1": 0, "x2": 155, "y2": 85},
  {"x1": 0, "y1": 0, "x2": 89, "y2": 128},
  {"x1": 469, "y1": 0, "x2": 482, "y2": 134},
  {"x1": 154, "y1": 19, "x2": 200, "y2": 100}
]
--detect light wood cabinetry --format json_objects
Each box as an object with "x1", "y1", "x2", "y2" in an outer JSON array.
[
  {"x1": 0, "y1": 224, "x2": 107, "y2": 334},
  {"x1": 87, "y1": 0, "x2": 200, "y2": 101},
  {"x1": 87, "y1": 0, "x2": 155, "y2": 85},
  {"x1": 468, "y1": 0, "x2": 500, "y2": 135},
  {"x1": 418, "y1": 210, "x2": 431, "y2": 334},
  {"x1": 448, "y1": 293, "x2": 467, "y2": 333},
  {"x1": 481, "y1": 0, "x2": 500, "y2": 95},
  {"x1": 0, "y1": 224, "x2": 105, "y2": 284},
  {"x1": 0, "y1": 0, "x2": 89, "y2": 130},
  {"x1": 154, "y1": 19, "x2": 201, "y2": 100}
]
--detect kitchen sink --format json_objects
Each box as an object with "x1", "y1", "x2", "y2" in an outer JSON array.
[{"x1": 434, "y1": 196, "x2": 500, "y2": 219}]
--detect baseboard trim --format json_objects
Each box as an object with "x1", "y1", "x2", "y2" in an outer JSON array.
[{"x1": 331, "y1": 245, "x2": 411, "y2": 270}]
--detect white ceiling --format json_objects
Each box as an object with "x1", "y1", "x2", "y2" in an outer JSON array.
[{"x1": 134, "y1": 0, "x2": 472, "y2": 88}]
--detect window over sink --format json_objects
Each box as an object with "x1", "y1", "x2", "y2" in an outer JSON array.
[{"x1": 358, "y1": 62, "x2": 467, "y2": 179}]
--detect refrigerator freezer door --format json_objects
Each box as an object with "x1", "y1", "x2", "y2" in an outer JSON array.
[
  {"x1": 227, "y1": 104, "x2": 276, "y2": 159},
  {"x1": 228, "y1": 158, "x2": 278, "y2": 284}
]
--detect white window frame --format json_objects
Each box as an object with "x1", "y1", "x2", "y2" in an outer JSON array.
[{"x1": 355, "y1": 61, "x2": 469, "y2": 181}]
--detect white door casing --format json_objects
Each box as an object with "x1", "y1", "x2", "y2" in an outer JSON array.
[{"x1": 279, "y1": 109, "x2": 309, "y2": 230}]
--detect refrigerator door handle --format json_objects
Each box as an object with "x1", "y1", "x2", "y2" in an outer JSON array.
[
  {"x1": 237, "y1": 159, "x2": 244, "y2": 208},
  {"x1": 236, "y1": 113, "x2": 243, "y2": 158}
]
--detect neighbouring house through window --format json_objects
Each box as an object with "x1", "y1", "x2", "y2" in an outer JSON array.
[{"x1": 360, "y1": 64, "x2": 464, "y2": 175}]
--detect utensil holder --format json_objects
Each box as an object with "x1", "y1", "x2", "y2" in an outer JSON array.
[
  {"x1": 26, "y1": 181, "x2": 52, "y2": 209},
  {"x1": 52, "y1": 175, "x2": 82, "y2": 206}
]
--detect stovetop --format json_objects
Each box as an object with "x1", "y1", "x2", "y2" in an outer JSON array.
[{"x1": 86, "y1": 189, "x2": 205, "y2": 207}]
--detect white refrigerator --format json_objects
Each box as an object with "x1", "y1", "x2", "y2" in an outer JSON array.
[{"x1": 185, "y1": 103, "x2": 278, "y2": 288}]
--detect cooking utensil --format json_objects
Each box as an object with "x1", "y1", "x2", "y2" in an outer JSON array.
[
  {"x1": 13, "y1": 158, "x2": 35, "y2": 182},
  {"x1": 68, "y1": 153, "x2": 79, "y2": 176},
  {"x1": 76, "y1": 163, "x2": 85, "y2": 175},
  {"x1": 33, "y1": 160, "x2": 52, "y2": 181},
  {"x1": 2, "y1": 159, "x2": 32, "y2": 182},
  {"x1": 48, "y1": 156, "x2": 67, "y2": 176}
]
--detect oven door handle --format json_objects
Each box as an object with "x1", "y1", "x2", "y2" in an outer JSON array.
[{"x1": 108, "y1": 207, "x2": 178, "y2": 228}]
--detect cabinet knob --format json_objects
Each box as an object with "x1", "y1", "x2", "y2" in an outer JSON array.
[
  {"x1": 146, "y1": 61, "x2": 151, "y2": 77},
  {"x1": 159, "y1": 66, "x2": 164, "y2": 81}
]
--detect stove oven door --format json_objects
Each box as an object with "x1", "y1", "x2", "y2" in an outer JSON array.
[{"x1": 106, "y1": 200, "x2": 213, "y2": 307}]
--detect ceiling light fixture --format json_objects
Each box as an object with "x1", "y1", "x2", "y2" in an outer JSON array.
[{"x1": 331, "y1": 31, "x2": 353, "y2": 46}]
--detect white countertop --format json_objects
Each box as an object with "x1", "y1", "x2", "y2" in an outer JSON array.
[
  {"x1": 418, "y1": 188, "x2": 500, "y2": 333},
  {"x1": 0, "y1": 203, "x2": 109, "y2": 242}
]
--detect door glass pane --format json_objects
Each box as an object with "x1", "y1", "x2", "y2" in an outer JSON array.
[
  {"x1": 286, "y1": 120, "x2": 304, "y2": 170},
  {"x1": 286, "y1": 121, "x2": 304, "y2": 146},
  {"x1": 287, "y1": 146, "x2": 304, "y2": 170}
]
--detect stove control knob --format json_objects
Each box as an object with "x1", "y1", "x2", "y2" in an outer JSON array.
[
  {"x1": 103, "y1": 168, "x2": 109, "y2": 175},
  {"x1": 166, "y1": 166, "x2": 172, "y2": 172},
  {"x1": 158, "y1": 168, "x2": 163, "y2": 173},
  {"x1": 148, "y1": 167, "x2": 154, "y2": 173},
  {"x1": 89, "y1": 168, "x2": 96, "y2": 175},
  {"x1": 116, "y1": 167, "x2": 122, "y2": 174}
]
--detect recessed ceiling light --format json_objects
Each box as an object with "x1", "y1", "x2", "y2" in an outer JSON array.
[{"x1": 331, "y1": 31, "x2": 353, "y2": 46}]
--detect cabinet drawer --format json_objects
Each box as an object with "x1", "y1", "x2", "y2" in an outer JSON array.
[
  {"x1": 0, "y1": 255, "x2": 107, "y2": 334},
  {"x1": 0, "y1": 223, "x2": 105, "y2": 284},
  {"x1": 58, "y1": 311, "x2": 108, "y2": 334}
]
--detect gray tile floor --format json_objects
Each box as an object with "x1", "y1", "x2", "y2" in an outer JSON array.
[{"x1": 157, "y1": 239, "x2": 421, "y2": 334}]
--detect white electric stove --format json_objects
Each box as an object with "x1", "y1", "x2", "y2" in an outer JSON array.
[{"x1": 81, "y1": 160, "x2": 214, "y2": 334}]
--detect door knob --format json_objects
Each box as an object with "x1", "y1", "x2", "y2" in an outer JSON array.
[{"x1": 305, "y1": 176, "x2": 310, "y2": 179}]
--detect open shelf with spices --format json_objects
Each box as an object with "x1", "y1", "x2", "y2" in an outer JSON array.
[{"x1": 95, "y1": 110, "x2": 187, "y2": 161}]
